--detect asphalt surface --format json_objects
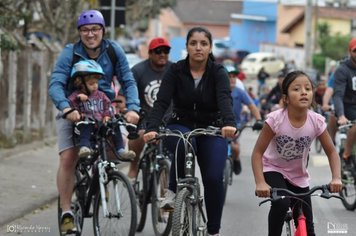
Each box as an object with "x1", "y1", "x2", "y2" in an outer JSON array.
[
  {"x1": 0, "y1": 77, "x2": 279, "y2": 229},
  {"x1": 0, "y1": 138, "x2": 59, "y2": 227}
]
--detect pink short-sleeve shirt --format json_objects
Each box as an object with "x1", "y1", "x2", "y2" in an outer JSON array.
[{"x1": 263, "y1": 108, "x2": 326, "y2": 187}]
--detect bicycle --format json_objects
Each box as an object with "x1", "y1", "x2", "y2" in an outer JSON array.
[
  {"x1": 134, "y1": 127, "x2": 172, "y2": 236},
  {"x1": 335, "y1": 121, "x2": 356, "y2": 211},
  {"x1": 152, "y1": 126, "x2": 222, "y2": 236},
  {"x1": 223, "y1": 124, "x2": 253, "y2": 203},
  {"x1": 57, "y1": 111, "x2": 137, "y2": 236},
  {"x1": 259, "y1": 185, "x2": 343, "y2": 236}
]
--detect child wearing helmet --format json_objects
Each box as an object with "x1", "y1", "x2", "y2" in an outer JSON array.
[{"x1": 68, "y1": 59, "x2": 135, "y2": 160}]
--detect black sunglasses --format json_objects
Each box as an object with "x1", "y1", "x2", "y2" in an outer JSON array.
[{"x1": 153, "y1": 47, "x2": 170, "y2": 55}]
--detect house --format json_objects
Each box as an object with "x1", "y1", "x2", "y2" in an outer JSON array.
[
  {"x1": 269, "y1": 4, "x2": 356, "y2": 69},
  {"x1": 143, "y1": 0, "x2": 243, "y2": 62},
  {"x1": 229, "y1": 1, "x2": 278, "y2": 54},
  {"x1": 277, "y1": 5, "x2": 356, "y2": 48}
]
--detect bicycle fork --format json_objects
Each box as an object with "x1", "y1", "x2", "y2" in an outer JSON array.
[{"x1": 98, "y1": 161, "x2": 122, "y2": 218}]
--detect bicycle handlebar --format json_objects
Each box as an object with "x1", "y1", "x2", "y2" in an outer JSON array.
[
  {"x1": 338, "y1": 120, "x2": 356, "y2": 130},
  {"x1": 149, "y1": 126, "x2": 223, "y2": 143},
  {"x1": 258, "y1": 185, "x2": 343, "y2": 206}
]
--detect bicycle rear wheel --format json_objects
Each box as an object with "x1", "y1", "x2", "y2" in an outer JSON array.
[
  {"x1": 134, "y1": 158, "x2": 150, "y2": 232},
  {"x1": 339, "y1": 155, "x2": 356, "y2": 211},
  {"x1": 93, "y1": 170, "x2": 137, "y2": 236},
  {"x1": 152, "y1": 158, "x2": 172, "y2": 236},
  {"x1": 57, "y1": 172, "x2": 84, "y2": 236}
]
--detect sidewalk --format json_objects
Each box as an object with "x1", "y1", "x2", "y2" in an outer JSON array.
[{"x1": 0, "y1": 138, "x2": 59, "y2": 227}]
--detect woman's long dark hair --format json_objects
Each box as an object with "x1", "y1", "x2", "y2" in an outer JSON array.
[{"x1": 186, "y1": 26, "x2": 215, "y2": 61}]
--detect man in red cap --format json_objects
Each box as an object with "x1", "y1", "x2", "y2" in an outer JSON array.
[
  {"x1": 333, "y1": 37, "x2": 356, "y2": 169},
  {"x1": 127, "y1": 37, "x2": 172, "y2": 178}
]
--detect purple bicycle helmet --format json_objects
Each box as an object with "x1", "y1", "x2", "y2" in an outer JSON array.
[{"x1": 77, "y1": 10, "x2": 105, "y2": 28}]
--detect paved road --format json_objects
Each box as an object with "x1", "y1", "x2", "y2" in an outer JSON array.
[{"x1": 1, "y1": 128, "x2": 355, "y2": 236}]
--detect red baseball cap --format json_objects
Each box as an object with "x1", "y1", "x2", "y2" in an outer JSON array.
[
  {"x1": 349, "y1": 38, "x2": 356, "y2": 51},
  {"x1": 148, "y1": 37, "x2": 170, "y2": 50}
]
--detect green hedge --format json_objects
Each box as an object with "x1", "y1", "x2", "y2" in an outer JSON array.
[{"x1": 312, "y1": 54, "x2": 325, "y2": 74}]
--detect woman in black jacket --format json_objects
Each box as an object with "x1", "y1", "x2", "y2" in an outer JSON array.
[{"x1": 143, "y1": 27, "x2": 237, "y2": 236}]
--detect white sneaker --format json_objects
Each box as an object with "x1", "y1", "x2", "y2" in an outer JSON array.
[{"x1": 160, "y1": 189, "x2": 175, "y2": 211}]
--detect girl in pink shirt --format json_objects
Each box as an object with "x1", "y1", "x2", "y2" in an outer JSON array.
[{"x1": 251, "y1": 70, "x2": 342, "y2": 236}]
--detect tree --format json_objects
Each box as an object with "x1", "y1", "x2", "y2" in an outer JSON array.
[
  {"x1": 126, "y1": 0, "x2": 176, "y2": 32},
  {"x1": 317, "y1": 22, "x2": 350, "y2": 60},
  {"x1": 0, "y1": 0, "x2": 177, "y2": 49}
]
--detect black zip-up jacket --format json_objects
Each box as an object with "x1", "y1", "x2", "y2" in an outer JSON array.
[
  {"x1": 146, "y1": 58, "x2": 236, "y2": 131},
  {"x1": 333, "y1": 58, "x2": 356, "y2": 117}
]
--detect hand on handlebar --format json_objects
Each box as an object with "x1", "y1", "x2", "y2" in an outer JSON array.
[
  {"x1": 255, "y1": 182, "x2": 271, "y2": 198},
  {"x1": 252, "y1": 120, "x2": 264, "y2": 131},
  {"x1": 221, "y1": 126, "x2": 237, "y2": 138},
  {"x1": 63, "y1": 108, "x2": 81, "y2": 122},
  {"x1": 329, "y1": 179, "x2": 343, "y2": 193},
  {"x1": 143, "y1": 131, "x2": 158, "y2": 143},
  {"x1": 124, "y1": 110, "x2": 140, "y2": 124},
  {"x1": 338, "y1": 115, "x2": 349, "y2": 126}
]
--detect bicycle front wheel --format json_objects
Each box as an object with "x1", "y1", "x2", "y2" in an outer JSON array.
[
  {"x1": 93, "y1": 170, "x2": 137, "y2": 236},
  {"x1": 339, "y1": 155, "x2": 356, "y2": 211},
  {"x1": 172, "y1": 188, "x2": 205, "y2": 236},
  {"x1": 152, "y1": 158, "x2": 172, "y2": 236},
  {"x1": 223, "y1": 157, "x2": 232, "y2": 204}
]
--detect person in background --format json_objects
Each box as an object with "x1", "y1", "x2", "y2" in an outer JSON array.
[
  {"x1": 257, "y1": 67, "x2": 270, "y2": 95},
  {"x1": 314, "y1": 79, "x2": 326, "y2": 107},
  {"x1": 265, "y1": 71, "x2": 285, "y2": 111},
  {"x1": 227, "y1": 64, "x2": 263, "y2": 175},
  {"x1": 322, "y1": 72, "x2": 338, "y2": 143},
  {"x1": 127, "y1": 37, "x2": 172, "y2": 179},
  {"x1": 143, "y1": 26, "x2": 237, "y2": 236},
  {"x1": 333, "y1": 38, "x2": 356, "y2": 167},
  {"x1": 48, "y1": 9, "x2": 140, "y2": 235},
  {"x1": 252, "y1": 70, "x2": 342, "y2": 236}
]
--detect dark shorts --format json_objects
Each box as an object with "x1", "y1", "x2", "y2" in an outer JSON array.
[{"x1": 344, "y1": 104, "x2": 356, "y2": 121}]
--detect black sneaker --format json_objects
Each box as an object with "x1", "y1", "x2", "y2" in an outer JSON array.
[
  {"x1": 60, "y1": 212, "x2": 77, "y2": 235},
  {"x1": 343, "y1": 156, "x2": 354, "y2": 171},
  {"x1": 233, "y1": 159, "x2": 242, "y2": 175}
]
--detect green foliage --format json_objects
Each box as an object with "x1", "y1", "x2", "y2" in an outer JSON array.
[
  {"x1": 312, "y1": 53, "x2": 326, "y2": 74},
  {"x1": 317, "y1": 22, "x2": 350, "y2": 61},
  {"x1": 0, "y1": 33, "x2": 19, "y2": 51},
  {"x1": 126, "y1": 0, "x2": 177, "y2": 32}
]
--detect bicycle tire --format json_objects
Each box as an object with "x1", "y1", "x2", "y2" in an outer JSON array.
[
  {"x1": 172, "y1": 188, "x2": 206, "y2": 236},
  {"x1": 152, "y1": 158, "x2": 172, "y2": 236},
  {"x1": 57, "y1": 172, "x2": 84, "y2": 236},
  {"x1": 93, "y1": 170, "x2": 137, "y2": 236},
  {"x1": 135, "y1": 159, "x2": 149, "y2": 232},
  {"x1": 223, "y1": 157, "x2": 232, "y2": 204},
  {"x1": 339, "y1": 155, "x2": 356, "y2": 211},
  {"x1": 314, "y1": 138, "x2": 322, "y2": 154}
]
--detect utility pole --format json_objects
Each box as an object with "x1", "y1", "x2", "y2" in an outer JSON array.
[
  {"x1": 110, "y1": 0, "x2": 115, "y2": 40},
  {"x1": 304, "y1": 0, "x2": 313, "y2": 69}
]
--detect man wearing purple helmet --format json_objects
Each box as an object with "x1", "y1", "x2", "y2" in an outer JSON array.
[{"x1": 49, "y1": 9, "x2": 140, "y2": 235}]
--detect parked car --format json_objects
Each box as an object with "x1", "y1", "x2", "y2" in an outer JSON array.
[{"x1": 240, "y1": 52, "x2": 285, "y2": 78}]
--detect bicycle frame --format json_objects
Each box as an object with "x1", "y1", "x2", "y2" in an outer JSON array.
[
  {"x1": 155, "y1": 127, "x2": 222, "y2": 236},
  {"x1": 259, "y1": 185, "x2": 343, "y2": 236}
]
